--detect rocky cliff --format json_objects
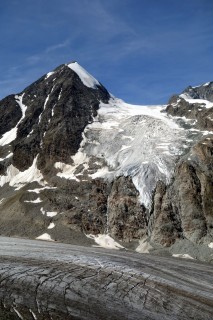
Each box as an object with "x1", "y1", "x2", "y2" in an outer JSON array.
[{"x1": 0, "y1": 63, "x2": 212, "y2": 262}]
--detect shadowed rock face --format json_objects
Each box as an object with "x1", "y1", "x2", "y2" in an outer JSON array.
[
  {"x1": 0, "y1": 64, "x2": 110, "y2": 172},
  {"x1": 0, "y1": 63, "x2": 213, "y2": 261},
  {"x1": 183, "y1": 82, "x2": 213, "y2": 102},
  {"x1": 150, "y1": 138, "x2": 213, "y2": 246}
]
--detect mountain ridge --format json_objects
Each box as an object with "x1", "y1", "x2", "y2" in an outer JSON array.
[{"x1": 0, "y1": 62, "x2": 212, "y2": 262}]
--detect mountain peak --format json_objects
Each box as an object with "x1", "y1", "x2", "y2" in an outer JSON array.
[
  {"x1": 0, "y1": 61, "x2": 213, "y2": 261},
  {"x1": 66, "y1": 61, "x2": 100, "y2": 89}
]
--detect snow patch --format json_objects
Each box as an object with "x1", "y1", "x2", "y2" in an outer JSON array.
[
  {"x1": 13, "y1": 307, "x2": 24, "y2": 319},
  {"x1": 208, "y1": 242, "x2": 213, "y2": 249},
  {"x1": 28, "y1": 186, "x2": 56, "y2": 193},
  {"x1": 24, "y1": 198, "x2": 42, "y2": 203},
  {"x1": 67, "y1": 62, "x2": 100, "y2": 89},
  {"x1": 47, "y1": 211, "x2": 57, "y2": 217},
  {"x1": 86, "y1": 234, "x2": 124, "y2": 250},
  {"x1": 180, "y1": 94, "x2": 213, "y2": 109},
  {"x1": 15, "y1": 93, "x2": 27, "y2": 118},
  {"x1": 29, "y1": 309, "x2": 37, "y2": 320},
  {"x1": 136, "y1": 239, "x2": 153, "y2": 253},
  {"x1": 36, "y1": 233, "x2": 54, "y2": 241},
  {"x1": 89, "y1": 167, "x2": 110, "y2": 179},
  {"x1": 0, "y1": 156, "x2": 45, "y2": 188},
  {"x1": 0, "y1": 94, "x2": 27, "y2": 146},
  {"x1": 0, "y1": 128, "x2": 18, "y2": 146},
  {"x1": 203, "y1": 82, "x2": 210, "y2": 87},
  {"x1": 47, "y1": 222, "x2": 55, "y2": 229},
  {"x1": 0, "y1": 153, "x2": 13, "y2": 161},
  {"x1": 172, "y1": 253, "x2": 194, "y2": 259},
  {"x1": 55, "y1": 150, "x2": 90, "y2": 181},
  {"x1": 38, "y1": 94, "x2": 50, "y2": 124},
  {"x1": 40, "y1": 207, "x2": 57, "y2": 217},
  {"x1": 45, "y1": 71, "x2": 55, "y2": 79}
]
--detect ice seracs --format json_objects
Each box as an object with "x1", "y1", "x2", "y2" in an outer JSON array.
[{"x1": 56, "y1": 97, "x2": 187, "y2": 208}]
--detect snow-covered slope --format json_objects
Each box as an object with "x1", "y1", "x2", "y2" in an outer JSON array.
[{"x1": 55, "y1": 97, "x2": 188, "y2": 208}]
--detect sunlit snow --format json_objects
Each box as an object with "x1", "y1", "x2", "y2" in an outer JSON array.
[
  {"x1": 67, "y1": 62, "x2": 100, "y2": 89},
  {"x1": 172, "y1": 254, "x2": 194, "y2": 259},
  {"x1": 24, "y1": 198, "x2": 42, "y2": 203},
  {"x1": 180, "y1": 94, "x2": 213, "y2": 109},
  {"x1": 47, "y1": 222, "x2": 55, "y2": 229},
  {"x1": 0, "y1": 156, "x2": 45, "y2": 188},
  {"x1": 136, "y1": 238, "x2": 153, "y2": 253},
  {"x1": 40, "y1": 207, "x2": 57, "y2": 217},
  {"x1": 0, "y1": 93, "x2": 27, "y2": 146},
  {"x1": 86, "y1": 234, "x2": 124, "y2": 250},
  {"x1": 45, "y1": 71, "x2": 55, "y2": 79},
  {"x1": 36, "y1": 233, "x2": 54, "y2": 241}
]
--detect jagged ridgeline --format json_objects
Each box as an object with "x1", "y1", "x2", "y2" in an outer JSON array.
[{"x1": 0, "y1": 62, "x2": 213, "y2": 261}]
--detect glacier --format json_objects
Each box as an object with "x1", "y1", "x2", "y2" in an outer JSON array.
[{"x1": 56, "y1": 97, "x2": 189, "y2": 208}]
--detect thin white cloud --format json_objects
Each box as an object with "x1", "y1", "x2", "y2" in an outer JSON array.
[{"x1": 45, "y1": 39, "x2": 70, "y2": 53}]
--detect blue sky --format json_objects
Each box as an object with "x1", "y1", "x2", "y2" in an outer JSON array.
[{"x1": 0, "y1": 0, "x2": 213, "y2": 104}]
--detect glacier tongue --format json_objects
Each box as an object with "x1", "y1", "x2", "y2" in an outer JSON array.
[{"x1": 57, "y1": 98, "x2": 188, "y2": 208}]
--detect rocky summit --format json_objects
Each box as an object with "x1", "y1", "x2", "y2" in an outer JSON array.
[{"x1": 0, "y1": 62, "x2": 213, "y2": 262}]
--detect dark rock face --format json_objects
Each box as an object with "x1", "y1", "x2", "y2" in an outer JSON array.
[
  {"x1": 107, "y1": 176, "x2": 147, "y2": 241},
  {"x1": 166, "y1": 97, "x2": 213, "y2": 131},
  {"x1": 2, "y1": 64, "x2": 109, "y2": 171},
  {"x1": 150, "y1": 129, "x2": 213, "y2": 249},
  {"x1": 0, "y1": 95, "x2": 22, "y2": 136}
]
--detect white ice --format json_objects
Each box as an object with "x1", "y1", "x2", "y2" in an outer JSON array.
[
  {"x1": 67, "y1": 62, "x2": 100, "y2": 89},
  {"x1": 54, "y1": 97, "x2": 189, "y2": 208},
  {"x1": 63, "y1": 97, "x2": 187, "y2": 208}
]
